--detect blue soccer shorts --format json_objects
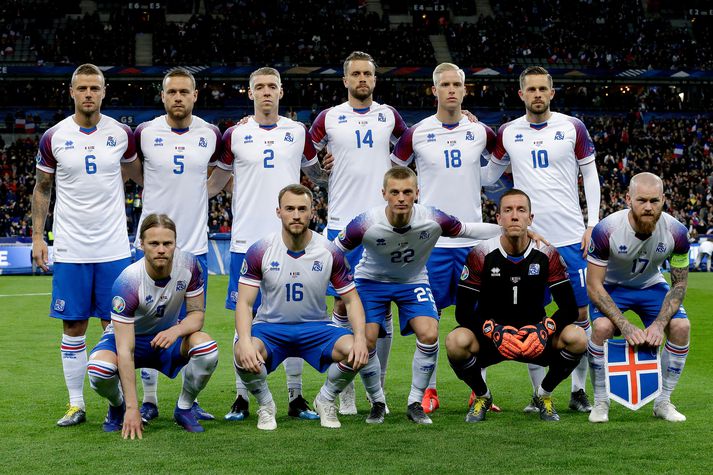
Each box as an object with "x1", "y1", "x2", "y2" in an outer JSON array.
[
  {"x1": 249, "y1": 321, "x2": 352, "y2": 373},
  {"x1": 225, "y1": 252, "x2": 261, "y2": 312},
  {"x1": 542, "y1": 243, "x2": 589, "y2": 309},
  {"x1": 355, "y1": 279, "x2": 439, "y2": 336},
  {"x1": 426, "y1": 247, "x2": 471, "y2": 310},
  {"x1": 90, "y1": 330, "x2": 187, "y2": 378},
  {"x1": 326, "y1": 228, "x2": 363, "y2": 297},
  {"x1": 589, "y1": 282, "x2": 687, "y2": 327},
  {"x1": 50, "y1": 258, "x2": 132, "y2": 321}
]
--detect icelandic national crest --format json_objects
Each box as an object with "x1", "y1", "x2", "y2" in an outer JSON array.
[
  {"x1": 378, "y1": 112, "x2": 386, "y2": 122},
  {"x1": 176, "y1": 280, "x2": 187, "y2": 291},
  {"x1": 465, "y1": 131, "x2": 474, "y2": 141},
  {"x1": 528, "y1": 263, "x2": 540, "y2": 275},
  {"x1": 655, "y1": 242, "x2": 667, "y2": 254},
  {"x1": 312, "y1": 261, "x2": 323, "y2": 272},
  {"x1": 106, "y1": 136, "x2": 116, "y2": 147},
  {"x1": 338, "y1": 115, "x2": 347, "y2": 124},
  {"x1": 244, "y1": 135, "x2": 253, "y2": 144},
  {"x1": 284, "y1": 132, "x2": 294, "y2": 143},
  {"x1": 154, "y1": 137, "x2": 164, "y2": 146},
  {"x1": 605, "y1": 339, "x2": 661, "y2": 410},
  {"x1": 427, "y1": 133, "x2": 436, "y2": 143},
  {"x1": 554, "y1": 131, "x2": 564, "y2": 140},
  {"x1": 198, "y1": 137, "x2": 208, "y2": 148},
  {"x1": 419, "y1": 231, "x2": 430, "y2": 240},
  {"x1": 515, "y1": 134, "x2": 524, "y2": 142}
]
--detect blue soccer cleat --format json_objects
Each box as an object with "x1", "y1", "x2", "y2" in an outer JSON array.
[
  {"x1": 191, "y1": 402, "x2": 215, "y2": 421},
  {"x1": 102, "y1": 403, "x2": 126, "y2": 432},
  {"x1": 140, "y1": 402, "x2": 159, "y2": 423},
  {"x1": 174, "y1": 406, "x2": 204, "y2": 433},
  {"x1": 288, "y1": 395, "x2": 320, "y2": 420},
  {"x1": 224, "y1": 395, "x2": 249, "y2": 421}
]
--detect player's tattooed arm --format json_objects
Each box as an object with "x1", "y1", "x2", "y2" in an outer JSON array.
[
  {"x1": 31, "y1": 169, "x2": 53, "y2": 271},
  {"x1": 302, "y1": 162, "x2": 329, "y2": 187},
  {"x1": 654, "y1": 266, "x2": 688, "y2": 328}
]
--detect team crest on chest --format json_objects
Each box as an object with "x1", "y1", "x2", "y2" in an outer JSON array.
[
  {"x1": 419, "y1": 231, "x2": 430, "y2": 240},
  {"x1": 528, "y1": 263, "x2": 540, "y2": 275},
  {"x1": 554, "y1": 131, "x2": 564, "y2": 140},
  {"x1": 465, "y1": 131, "x2": 474, "y2": 141},
  {"x1": 106, "y1": 136, "x2": 116, "y2": 147},
  {"x1": 378, "y1": 112, "x2": 386, "y2": 122},
  {"x1": 312, "y1": 261, "x2": 323, "y2": 272},
  {"x1": 199, "y1": 137, "x2": 207, "y2": 148},
  {"x1": 176, "y1": 280, "x2": 187, "y2": 291},
  {"x1": 284, "y1": 132, "x2": 294, "y2": 143},
  {"x1": 655, "y1": 242, "x2": 667, "y2": 253}
]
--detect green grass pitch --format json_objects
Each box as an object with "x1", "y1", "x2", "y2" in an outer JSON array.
[{"x1": 0, "y1": 273, "x2": 711, "y2": 474}]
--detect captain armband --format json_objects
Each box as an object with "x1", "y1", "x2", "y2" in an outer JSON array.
[{"x1": 669, "y1": 253, "x2": 689, "y2": 269}]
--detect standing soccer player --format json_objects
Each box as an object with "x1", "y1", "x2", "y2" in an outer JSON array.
[
  {"x1": 587, "y1": 172, "x2": 690, "y2": 423},
  {"x1": 490, "y1": 66, "x2": 600, "y2": 412},
  {"x1": 335, "y1": 167, "x2": 527, "y2": 424},
  {"x1": 32, "y1": 64, "x2": 142, "y2": 426},
  {"x1": 447, "y1": 190, "x2": 586, "y2": 422},
  {"x1": 88, "y1": 214, "x2": 219, "y2": 437},
  {"x1": 234, "y1": 185, "x2": 369, "y2": 430},
  {"x1": 309, "y1": 51, "x2": 407, "y2": 414},
  {"x1": 391, "y1": 62, "x2": 503, "y2": 413},
  {"x1": 132, "y1": 67, "x2": 221, "y2": 422},
  {"x1": 208, "y1": 67, "x2": 328, "y2": 422}
]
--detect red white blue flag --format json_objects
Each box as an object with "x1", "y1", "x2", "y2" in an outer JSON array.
[{"x1": 605, "y1": 339, "x2": 661, "y2": 410}]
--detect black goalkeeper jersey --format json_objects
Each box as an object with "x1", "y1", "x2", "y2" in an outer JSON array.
[{"x1": 456, "y1": 236, "x2": 577, "y2": 334}]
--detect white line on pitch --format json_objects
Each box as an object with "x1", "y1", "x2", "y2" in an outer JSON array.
[{"x1": 0, "y1": 292, "x2": 51, "y2": 297}]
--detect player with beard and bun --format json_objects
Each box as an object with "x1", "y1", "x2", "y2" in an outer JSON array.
[
  {"x1": 309, "y1": 51, "x2": 407, "y2": 415},
  {"x1": 587, "y1": 172, "x2": 691, "y2": 423},
  {"x1": 132, "y1": 67, "x2": 221, "y2": 423},
  {"x1": 447, "y1": 189, "x2": 587, "y2": 422},
  {"x1": 488, "y1": 66, "x2": 600, "y2": 414},
  {"x1": 32, "y1": 63, "x2": 142, "y2": 426}
]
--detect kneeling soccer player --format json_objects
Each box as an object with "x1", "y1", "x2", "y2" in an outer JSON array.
[
  {"x1": 446, "y1": 189, "x2": 587, "y2": 422},
  {"x1": 88, "y1": 214, "x2": 218, "y2": 438},
  {"x1": 234, "y1": 184, "x2": 369, "y2": 430}
]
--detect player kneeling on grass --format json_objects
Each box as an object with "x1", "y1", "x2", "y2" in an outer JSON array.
[
  {"x1": 446, "y1": 189, "x2": 587, "y2": 422},
  {"x1": 234, "y1": 184, "x2": 369, "y2": 430},
  {"x1": 87, "y1": 214, "x2": 218, "y2": 438}
]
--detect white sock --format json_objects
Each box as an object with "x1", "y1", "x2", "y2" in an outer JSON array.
[
  {"x1": 284, "y1": 357, "x2": 304, "y2": 402},
  {"x1": 233, "y1": 331, "x2": 250, "y2": 400},
  {"x1": 319, "y1": 362, "x2": 356, "y2": 402},
  {"x1": 536, "y1": 385, "x2": 552, "y2": 398},
  {"x1": 61, "y1": 334, "x2": 87, "y2": 409},
  {"x1": 331, "y1": 310, "x2": 350, "y2": 328},
  {"x1": 177, "y1": 341, "x2": 219, "y2": 410},
  {"x1": 359, "y1": 350, "x2": 385, "y2": 403},
  {"x1": 587, "y1": 341, "x2": 607, "y2": 403},
  {"x1": 408, "y1": 339, "x2": 439, "y2": 405},
  {"x1": 88, "y1": 359, "x2": 123, "y2": 407},
  {"x1": 236, "y1": 362, "x2": 272, "y2": 406},
  {"x1": 141, "y1": 368, "x2": 159, "y2": 405},
  {"x1": 658, "y1": 340, "x2": 689, "y2": 402},
  {"x1": 377, "y1": 312, "x2": 393, "y2": 389},
  {"x1": 528, "y1": 363, "x2": 546, "y2": 391},
  {"x1": 571, "y1": 319, "x2": 591, "y2": 392}
]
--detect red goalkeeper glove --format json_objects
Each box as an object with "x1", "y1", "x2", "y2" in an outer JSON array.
[
  {"x1": 518, "y1": 317, "x2": 557, "y2": 359},
  {"x1": 483, "y1": 319, "x2": 523, "y2": 360}
]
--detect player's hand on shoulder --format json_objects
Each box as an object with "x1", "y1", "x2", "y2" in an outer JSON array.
[
  {"x1": 620, "y1": 321, "x2": 647, "y2": 347},
  {"x1": 237, "y1": 115, "x2": 252, "y2": 125},
  {"x1": 643, "y1": 321, "x2": 666, "y2": 347},
  {"x1": 31, "y1": 239, "x2": 49, "y2": 272},
  {"x1": 462, "y1": 110, "x2": 479, "y2": 123},
  {"x1": 483, "y1": 319, "x2": 523, "y2": 359},
  {"x1": 122, "y1": 408, "x2": 143, "y2": 440},
  {"x1": 527, "y1": 229, "x2": 550, "y2": 248}
]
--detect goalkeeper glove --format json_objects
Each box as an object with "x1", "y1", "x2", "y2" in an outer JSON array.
[
  {"x1": 518, "y1": 317, "x2": 556, "y2": 359},
  {"x1": 483, "y1": 319, "x2": 523, "y2": 359}
]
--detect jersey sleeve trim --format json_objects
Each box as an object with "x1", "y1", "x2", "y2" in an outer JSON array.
[
  {"x1": 111, "y1": 313, "x2": 134, "y2": 324},
  {"x1": 334, "y1": 281, "x2": 356, "y2": 295},
  {"x1": 309, "y1": 108, "x2": 331, "y2": 150},
  {"x1": 391, "y1": 124, "x2": 417, "y2": 165},
  {"x1": 238, "y1": 277, "x2": 261, "y2": 288}
]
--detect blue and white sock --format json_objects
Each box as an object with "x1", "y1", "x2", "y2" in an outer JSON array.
[
  {"x1": 658, "y1": 340, "x2": 689, "y2": 402},
  {"x1": 408, "y1": 339, "x2": 439, "y2": 405},
  {"x1": 61, "y1": 334, "x2": 87, "y2": 410}
]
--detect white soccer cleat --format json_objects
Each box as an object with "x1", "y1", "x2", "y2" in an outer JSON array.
[
  {"x1": 314, "y1": 394, "x2": 341, "y2": 429},
  {"x1": 256, "y1": 400, "x2": 277, "y2": 431},
  {"x1": 588, "y1": 400, "x2": 610, "y2": 423},
  {"x1": 653, "y1": 400, "x2": 686, "y2": 422},
  {"x1": 338, "y1": 382, "x2": 357, "y2": 415}
]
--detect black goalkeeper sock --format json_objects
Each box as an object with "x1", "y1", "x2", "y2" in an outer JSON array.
[
  {"x1": 449, "y1": 355, "x2": 488, "y2": 396},
  {"x1": 541, "y1": 349, "x2": 584, "y2": 393}
]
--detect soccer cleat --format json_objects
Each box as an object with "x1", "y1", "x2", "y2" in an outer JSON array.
[
  {"x1": 366, "y1": 402, "x2": 386, "y2": 424},
  {"x1": 568, "y1": 389, "x2": 593, "y2": 413},
  {"x1": 338, "y1": 383, "x2": 358, "y2": 415},
  {"x1": 533, "y1": 393, "x2": 560, "y2": 421},
  {"x1": 224, "y1": 395, "x2": 250, "y2": 421},
  {"x1": 406, "y1": 402, "x2": 432, "y2": 425},
  {"x1": 653, "y1": 400, "x2": 686, "y2": 422},
  {"x1": 256, "y1": 400, "x2": 277, "y2": 431},
  {"x1": 140, "y1": 402, "x2": 159, "y2": 423},
  {"x1": 314, "y1": 394, "x2": 341, "y2": 429},
  {"x1": 422, "y1": 388, "x2": 440, "y2": 414},
  {"x1": 102, "y1": 403, "x2": 126, "y2": 432},
  {"x1": 287, "y1": 395, "x2": 319, "y2": 420},
  {"x1": 191, "y1": 402, "x2": 215, "y2": 421},
  {"x1": 589, "y1": 400, "x2": 610, "y2": 423},
  {"x1": 523, "y1": 396, "x2": 539, "y2": 414},
  {"x1": 56, "y1": 405, "x2": 86, "y2": 427},
  {"x1": 470, "y1": 391, "x2": 502, "y2": 412},
  {"x1": 466, "y1": 394, "x2": 493, "y2": 423},
  {"x1": 174, "y1": 406, "x2": 204, "y2": 433}
]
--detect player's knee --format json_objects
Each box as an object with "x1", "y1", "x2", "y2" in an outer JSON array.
[
  {"x1": 87, "y1": 356, "x2": 118, "y2": 389},
  {"x1": 591, "y1": 318, "x2": 614, "y2": 344},
  {"x1": 562, "y1": 324, "x2": 587, "y2": 353},
  {"x1": 446, "y1": 328, "x2": 474, "y2": 359},
  {"x1": 667, "y1": 318, "x2": 690, "y2": 344},
  {"x1": 187, "y1": 330, "x2": 212, "y2": 346},
  {"x1": 63, "y1": 319, "x2": 89, "y2": 336}
]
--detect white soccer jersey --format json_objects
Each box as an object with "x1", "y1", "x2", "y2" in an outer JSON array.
[
  {"x1": 335, "y1": 204, "x2": 499, "y2": 284},
  {"x1": 134, "y1": 115, "x2": 221, "y2": 255},
  {"x1": 391, "y1": 115, "x2": 496, "y2": 248},
  {"x1": 239, "y1": 231, "x2": 355, "y2": 324},
  {"x1": 587, "y1": 210, "x2": 690, "y2": 289},
  {"x1": 110, "y1": 249, "x2": 204, "y2": 335},
  {"x1": 310, "y1": 101, "x2": 407, "y2": 230},
  {"x1": 217, "y1": 117, "x2": 317, "y2": 253},
  {"x1": 492, "y1": 111, "x2": 596, "y2": 247},
  {"x1": 36, "y1": 114, "x2": 136, "y2": 263}
]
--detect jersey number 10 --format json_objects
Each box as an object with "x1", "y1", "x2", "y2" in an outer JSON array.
[{"x1": 531, "y1": 149, "x2": 549, "y2": 168}]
